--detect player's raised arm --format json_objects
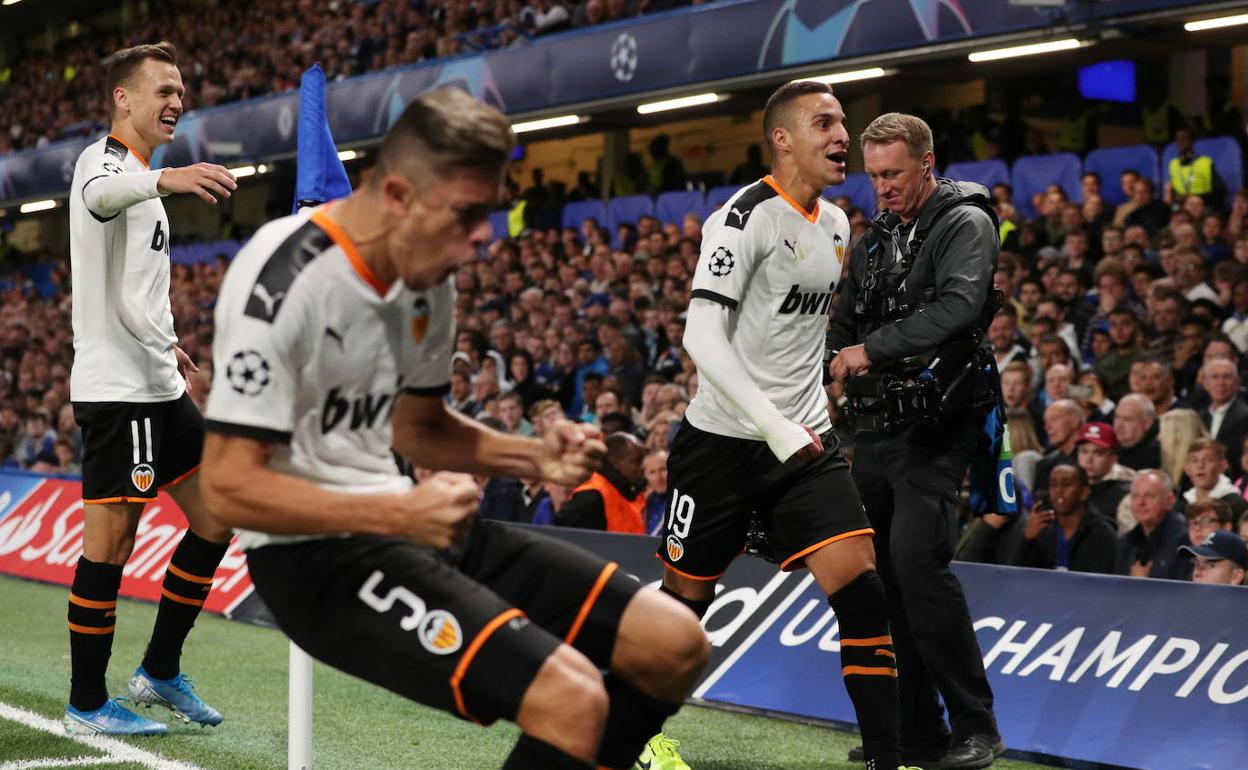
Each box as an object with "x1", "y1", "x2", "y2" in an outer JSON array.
[{"x1": 391, "y1": 393, "x2": 605, "y2": 487}]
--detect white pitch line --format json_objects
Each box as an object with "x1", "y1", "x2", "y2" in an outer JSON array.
[
  {"x1": 0, "y1": 702, "x2": 207, "y2": 770},
  {"x1": 0, "y1": 756, "x2": 118, "y2": 770}
]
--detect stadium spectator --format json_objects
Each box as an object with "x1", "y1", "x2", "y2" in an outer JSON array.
[
  {"x1": 642, "y1": 448, "x2": 669, "y2": 535},
  {"x1": 1197, "y1": 358, "x2": 1248, "y2": 477},
  {"x1": 1035, "y1": 399, "x2": 1083, "y2": 493},
  {"x1": 1011, "y1": 464, "x2": 1116, "y2": 574},
  {"x1": 1075, "y1": 423, "x2": 1134, "y2": 523},
  {"x1": 1159, "y1": 408, "x2": 1210, "y2": 487},
  {"x1": 16, "y1": 409, "x2": 56, "y2": 469},
  {"x1": 1114, "y1": 393, "x2": 1162, "y2": 470},
  {"x1": 1179, "y1": 531, "x2": 1248, "y2": 586},
  {"x1": 1167, "y1": 126, "x2": 1228, "y2": 209},
  {"x1": 555, "y1": 432, "x2": 646, "y2": 532},
  {"x1": 1124, "y1": 178, "x2": 1171, "y2": 237},
  {"x1": 1116, "y1": 469, "x2": 1189, "y2": 579},
  {"x1": 1184, "y1": 497, "x2": 1234, "y2": 549},
  {"x1": 1180, "y1": 438, "x2": 1248, "y2": 519}
]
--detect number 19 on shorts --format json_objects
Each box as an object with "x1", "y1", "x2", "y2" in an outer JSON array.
[{"x1": 666, "y1": 489, "x2": 695, "y2": 538}]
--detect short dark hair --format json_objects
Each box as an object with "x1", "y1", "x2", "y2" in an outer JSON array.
[
  {"x1": 373, "y1": 86, "x2": 514, "y2": 186},
  {"x1": 104, "y1": 41, "x2": 177, "y2": 101},
  {"x1": 762, "y1": 81, "x2": 834, "y2": 149}
]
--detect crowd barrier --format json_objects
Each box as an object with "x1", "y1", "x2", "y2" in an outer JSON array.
[{"x1": 2, "y1": 470, "x2": 1243, "y2": 770}]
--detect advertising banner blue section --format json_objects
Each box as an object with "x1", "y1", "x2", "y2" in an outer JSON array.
[
  {"x1": 0, "y1": 0, "x2": 1204, "y2": 205},
  {"x1": 527, "y1": 527, "x2": 1248, "y2": 770}
]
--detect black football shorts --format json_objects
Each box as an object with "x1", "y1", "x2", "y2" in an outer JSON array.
[
  {"x1": 245, "y1": 520, "x2": 641, "y2": 725},
  {"x1": 73, "y1": 393, "x2": 204, "y2": 503},
  {"x1": 658, "y1": 418, "x2": 872, "y2": 580}
]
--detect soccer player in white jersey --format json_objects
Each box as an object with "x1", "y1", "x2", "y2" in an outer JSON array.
[
  {"x1": 199, "y1": 87, "x2": 708, "y2": 770},
  {"x1": 649, "y1": 81, "x2": 908, "y2": 770},
  {"x1": 64, "y1": 42, "x2": 239, "y2": 737}
]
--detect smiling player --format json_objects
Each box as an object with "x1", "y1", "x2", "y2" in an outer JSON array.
[
  {"x1": 644, "y1": 81, "x2": 907, "y2": 770},
  {"x1": 64, "y1": 41, "x2": 238, "y2": 736}
]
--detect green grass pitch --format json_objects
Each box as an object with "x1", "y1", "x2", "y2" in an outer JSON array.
[{"x1": 0, "y1": 576, "x2": 1056, "y2": 769}]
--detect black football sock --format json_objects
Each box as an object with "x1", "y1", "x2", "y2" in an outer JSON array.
[
  {"x1": 659, "y1": 584, "x2": 712, "y2": 620},
  {"x1": 829, "y1": 570, "x2": 901, "y2": 770},
  {"x1": 597, "y1": 675, "x2": 683, "y2": 769},
  {"x1": 68, "y1": 558, "x2": 124, "y2": 711},
  {"x1": 141, "y1": 530, "x2": 228, "y2": 680},
  {"x1": 501, "y1": 734, "x2": 594, "y2": 770}
]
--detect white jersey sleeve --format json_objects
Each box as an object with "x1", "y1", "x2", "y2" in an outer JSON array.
[
  {"x1": 80, "y1": 155, "x2": 164, "y2": 220},
  {"x1": 205, "y1": 228, "x2": 311, "y2": 442},
  {"x1": 690, "y1": 191, "x2": 775, "y2": 310}
]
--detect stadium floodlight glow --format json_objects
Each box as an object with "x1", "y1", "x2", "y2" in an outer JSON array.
[
  {"x1": 792, "y1": 67, "x2": 889, "y2": 85},
  {"x1": 256, "y1": 164, "x2": 270, "y2": 174},
  {"x1": 967, "y1": 38, "x2": 1082, "y2": 63},
  {"x1": 230, "y1": 165, "x2": 258, "y2": 178},
  {"x1": 19, "y1": 199, "x2": 56, "y2": 213},
  {"x1": 511, "y1": 115, "x2": 583, "y2": 133},
  {"x1": 1, "y1": 1, "x2": 24, "y2": 6},
  {"x1": 337, "y1": 149, "x2": 359, "y2": 161},
  {"x1": 1184, "y1": 12, "x2": 1248, "y2": 31},
  {"x1": 636, "y1": 93, "x2": 719, "y2": 115}
]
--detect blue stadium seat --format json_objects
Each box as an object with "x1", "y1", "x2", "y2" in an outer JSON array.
[
  {"x1": 704, "y1": 185, "x2": 739, "y2": 219},
  {"x1": 607, "y1": 194, "x2": 654, "y2": 232},
  {"x1": 561, "y1": 199, "x2": 607, "y2": 230},
  {"x1": 823, "y1": 173, "x2": 876, "y2": 215},
  {"x1": 942, "y1": 159, "x2": 1010, "y2": 191},
  {"x1": 1083, "y1": 145, "x2": 1159, "y2": 206},
  {"x1": 1160, "y1": 136, "x2": 1243, "y2": 204},
  {"x1": 655, "y1": 190, "x2": 705, "y2": 226},
  {"x1": 489, "y1": 209, "x2": 510, "y2": 240},
  {"x1": 1011, "y1": 152, "x2": 1083, "y2": 218}
]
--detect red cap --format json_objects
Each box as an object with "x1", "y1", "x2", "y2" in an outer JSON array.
[{"x1": 1077, "y1": 422, "x2": 1118, "y2": 451}]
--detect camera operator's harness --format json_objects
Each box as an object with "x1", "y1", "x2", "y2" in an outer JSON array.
[{"x1": 841, "y1": 195, "x2": 1002, "y2": 434}]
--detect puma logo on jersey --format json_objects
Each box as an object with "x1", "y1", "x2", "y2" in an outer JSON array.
[
  {"x1": 783, "y1": 239, "x2": 796, "y2": 255},
  {"x1": 324, "y1": 326, "x2": 345, "y2": 349},
  {"x1": 250, "y1": 284, "x2": 286, "y2": 319},
  {"x1": 728, "y1": 206, "x2": 747, "y2": 226},
  {"x1": 778, "y1": 283, "x2": 835, "y2": 315}
]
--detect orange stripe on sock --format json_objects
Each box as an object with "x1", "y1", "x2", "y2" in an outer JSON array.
[
  {"x1": 68, "y1": 622, "x2": 115, "y2": 635},
  {"x1": 450, "y1": 608, "x2": 525, "y2": 723},
  {"x1": 565, "y1": 562, "x2": 617, "y2": 646},
  {"x1": 842, "y1": 665, "x2": 898, "y2": 677},
  {"x1": 166, "y1": 563, "x2": 215, "y2": 585},
  {"x1": 161, "y1": 588, "x2": 205, "y2": 607},
  {"x1": 68, "y1": 593, "x2": 116, "y2": 610},
  {"x1": 840, "y1": 635, "x2": 894, "y2": 647}
]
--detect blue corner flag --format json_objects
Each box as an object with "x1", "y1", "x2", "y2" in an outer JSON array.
[{"x1": 294, "y1": 64, "x2": 352, "y2": 212}]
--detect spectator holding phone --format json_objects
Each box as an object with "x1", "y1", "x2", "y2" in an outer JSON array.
[{"x1": 1010, "y1": 464, "x2": 1116, "y2": 573}]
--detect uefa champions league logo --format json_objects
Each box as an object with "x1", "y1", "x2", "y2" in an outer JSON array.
[{"x1": 610, "y1": 33, "x2": 638, "y2": 82}]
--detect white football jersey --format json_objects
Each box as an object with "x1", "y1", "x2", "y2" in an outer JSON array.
[
  {"x1": 685, "y1": 176, "x2": 850, "y2": 441},
  {"x1": 70, "y1": 135, "x2": 182, "y2": 402},
  {"x1": 205, "y1": 206, "x2": 455, "y2": 550}
]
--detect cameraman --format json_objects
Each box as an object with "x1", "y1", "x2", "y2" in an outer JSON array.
[{"x1": 829, "y1": 113, "x2": 1003, "y2": 769}]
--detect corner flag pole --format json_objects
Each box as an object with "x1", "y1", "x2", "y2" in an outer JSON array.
[{"x1": 288, "y1": 62, "x2": 353, "y2": 770}]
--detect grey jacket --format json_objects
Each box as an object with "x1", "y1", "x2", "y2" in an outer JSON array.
[{"x1": 830, "y1": 179, "x2": 998, "y2": 365}]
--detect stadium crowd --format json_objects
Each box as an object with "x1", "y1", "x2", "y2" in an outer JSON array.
[
  {"x1": 4, "y1": 127, "x2": 1248, "y2": 584},
  {"x1": 0, "y1": 0, "x2": 714, "y2": 153}
]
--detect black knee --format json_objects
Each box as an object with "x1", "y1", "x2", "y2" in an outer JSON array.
[
  {"x1": 659, "y1": 584, "x2": 712, "y2": 620},
  {"x1": 828, "y1": 570, "x2": 895, "y2": 671}
]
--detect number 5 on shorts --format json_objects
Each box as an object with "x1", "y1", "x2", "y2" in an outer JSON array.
[{"x1": 666, "y1": 489, "x2": 696, "y2": 538}]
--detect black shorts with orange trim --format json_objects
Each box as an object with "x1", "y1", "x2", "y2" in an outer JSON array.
[
  {"x1": 658, "y1": 419, "x2": 871, "y2": 579},
  {"x1": 73, "y1": 393, "x2": 204, "y2": 503},
  {"x1": 244, "y1": 520, "x2": 640, "y2": 726}
]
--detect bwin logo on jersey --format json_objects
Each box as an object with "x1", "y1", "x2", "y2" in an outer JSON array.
[
  {"x1": 778, "y1": 283, "x2": 836, "y2": 315},
  {"x1": 321, "y1": 387, "x2": 396, "y2": 433}
]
